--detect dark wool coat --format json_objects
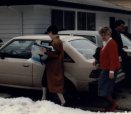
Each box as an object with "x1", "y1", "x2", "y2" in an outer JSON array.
[
  {"x1": 46, "y1": 36, "x2": 64, "y2": 93},
  {"x1": 111, "y1": 29, "x2": 127, "y2": 59}
]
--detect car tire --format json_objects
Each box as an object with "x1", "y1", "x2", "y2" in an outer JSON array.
[{"x1": 64, "y1": 77, "x2": 77, "y2": 103}]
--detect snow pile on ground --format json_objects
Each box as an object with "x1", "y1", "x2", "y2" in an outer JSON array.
[{"x1": 0, "y1": 97, "x2": 130, "y2": 114}]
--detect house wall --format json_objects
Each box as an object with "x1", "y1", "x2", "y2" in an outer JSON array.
[
  {"x1": 96, "y1": 11, "x2": 131, "y2": 31},
  {"x1": 0, "y1": 5, "x2": 51, "y2": 42},
  {"x1": 23, "y1": 6, "x2": 51, "y2": 35},
  {"x1": 0, "y1": 5, "x2": 131, "y2": 41},
  {"x1": 0, "y1": 6, "x2": 21, "y2": 42}
]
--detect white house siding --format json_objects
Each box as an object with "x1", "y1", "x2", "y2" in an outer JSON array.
[
  {"x1": 50, "y1": 7, "x2": 131, "y2": 31},
  {"x1": 0, "y1": 6, "x2": 21, "y2": 42},
  {"x1": 20, "y1": 5, "x2": 36, "y2": 35},
  {"x1": 96, "y1": 12, "x2": 109, "y2": 30},
  {"x1": 22, "y1": 5, "x2": 51, "y2": 35},
  {"x1": 96, "y1": 11, "x2": 131, "y2": 31},
  {"x1": 0, "y1": 5, "x2": 51, "y2": 42},
  {"x1": 0, "y1": 5, "x2": 131, "y2": 41}
]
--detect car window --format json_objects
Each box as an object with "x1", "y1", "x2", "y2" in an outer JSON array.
[
  {"x1": 121, "y1": 34, "x2": 131, "y2": 47},
  {"x1": 69, "y1": 39, "x2": 96, "y2": 59},
  {"x1": 1, "y1": 40, "x2": 35, "y2": 59},
  {"x1": 74, "y1": 35, "x2": 96, "y2": 44},
  {"x1": 64, "y1": 52, "x2": 74, "y2": 63},
  {"x1": 41, "y1": 41, "x2": 50, "y2": 46}
]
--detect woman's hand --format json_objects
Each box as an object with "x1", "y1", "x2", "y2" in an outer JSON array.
[
  {"x1": 93, "y1": 60, "x2": 97, "y2": 66},
  {"x1": 109, "y1": 72, "x2": 115, "y2": 79}
]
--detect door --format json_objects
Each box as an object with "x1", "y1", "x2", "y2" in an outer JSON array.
[
  {"x1": 0, "y1": 39, "x2": 34, "y2": 86},
  {"x1": 109, "y1": 17, "x2": 115, "y2": 30},
  {"x1": 0, "y1": 58, "x2": 33, "y2": 86}
]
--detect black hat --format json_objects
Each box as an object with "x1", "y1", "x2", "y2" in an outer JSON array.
[
  {"x1": 115, "y1": 19, "x2": 125, "y2": 28},
  {"x1": 46, "y1": 25, "x2": 58, "y2": 34}
]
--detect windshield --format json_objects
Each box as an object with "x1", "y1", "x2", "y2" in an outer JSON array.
[
  {"x1": 69, "y1": 39, "x2": 96, "y2": 59},
  {"x1": 121, "y1": 34, "x2": 131, "y2": 48}
]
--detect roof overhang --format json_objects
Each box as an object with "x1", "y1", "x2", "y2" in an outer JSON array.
[
  {"x1": 0, "y1": 0, "x2": 131, "y2": 14},
  {"x1": 104, "y1": 0, "x2": 131, "y2": 10}
]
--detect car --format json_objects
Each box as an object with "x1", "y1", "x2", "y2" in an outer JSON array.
[
  {"x1": 58, "y1": 30, "x2": 131, "y2": 56},
  {"x1": 121, "y1": 34, "x2": 131, "y2": 56},
  {"x1": 0, "y1": 35, "x2": 97, "y2": 94},
  {"x1": 59, "y1": 30, "x2": 102, "y2": 47}
]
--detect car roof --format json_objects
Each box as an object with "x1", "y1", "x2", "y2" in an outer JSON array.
[
  {"x1": 12, "y1": 35, "x2": 86, "y2": 42},
  {"x1": 58, "y1": 30, "x2": 99, "y2": 36}
]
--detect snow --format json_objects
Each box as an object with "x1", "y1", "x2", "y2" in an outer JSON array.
[{"x1": 0, "y1": 97, "x2": 130, "y2": 114}]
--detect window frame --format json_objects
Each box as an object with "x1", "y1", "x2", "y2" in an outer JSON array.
[
  {"x1": 0, "y1": 39, "x2": 35, "y2": 59},
  {"x1": 64, "y1": 51, "x2": 75, "y2": 63},
  {"x1": 77, "y1": 11, "x2": 96, "y2": 30},
  {"x1": 51, "y1": 9, "x2": 75, "y2": 30}
]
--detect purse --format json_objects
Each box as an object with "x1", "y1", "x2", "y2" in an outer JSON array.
[
  {"x1": 89, "y1": 69, "x2": 101, "y2": 78},
  {"x1": 115, "y1": 68, "x2": 125, "y2": 83}
]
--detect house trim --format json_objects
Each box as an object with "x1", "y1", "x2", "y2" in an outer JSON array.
[{"x1": 0, "y1": 0, "x2": 131, "y2": 15}]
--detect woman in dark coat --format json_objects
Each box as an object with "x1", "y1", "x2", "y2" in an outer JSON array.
[
  {"x1": 46, "y1": 35, "x2": 64, "y2": 93},
  {"x1": 41, "y1": 25, "x2": 66, "y2": 106}
]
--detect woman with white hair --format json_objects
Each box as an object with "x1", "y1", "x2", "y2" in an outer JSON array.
[{"x1": 94, "y1": 26, "x2": 120, "y2": 111}]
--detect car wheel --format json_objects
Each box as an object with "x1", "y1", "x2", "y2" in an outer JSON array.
[{"x1": 64, "y1": 77, "x2": 77, "y2": 103}]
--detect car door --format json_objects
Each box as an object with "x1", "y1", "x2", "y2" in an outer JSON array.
[
  {"x1": 64, "y1": 38, "x2": 96, "y2": 89},
  {"x1": 31, "y1": 40, "x2": 50, "y2": 87},
  {"x1": 0, "y1": 39, "x2": 34, "y2": 87}
]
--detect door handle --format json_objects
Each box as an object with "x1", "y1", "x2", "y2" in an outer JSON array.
[{"x1": 23, "y1": 64, "x2": 30, "y2": 67}]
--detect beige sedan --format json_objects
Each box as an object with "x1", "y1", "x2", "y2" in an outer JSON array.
[{"x1": 0, "y1": 35, "x2": 96, "y2": 92}]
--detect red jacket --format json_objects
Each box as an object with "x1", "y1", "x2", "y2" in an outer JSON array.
[{"x1": 100, "y1": 39, "x2": 120, "y2": 71}]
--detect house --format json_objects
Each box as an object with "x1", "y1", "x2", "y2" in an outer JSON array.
[{"x1": 0, "y1": 0, "x2": 131, "y2": 41}]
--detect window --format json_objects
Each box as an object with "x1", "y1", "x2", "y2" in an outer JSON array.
[
  {"x1": 87, "y1": 13, "x2": 96, "y2": 30},
  {"x1": 1, "y1": 40, "x2": 34, "y2": 59},
  {"x1": 74, "y1": 35, "x2": 97, "y2": 44},
  {"x1": 51, "y1": 10, "x2": 63, "y2": 30},
  {"x1": 64, "y1": 11, "x2": 75, "y2": 30},
  {"x1": 109, "y1": 17, "x2": 115, "y2": 29},
  {"x1": 51, "y1": 10, "x2": 75, "y2": 30},
  {"x1": 77, "y1": 12, "x2": 86, "y2": 30},
  {"x1": 64, "y1": 52, "x2": 74, "y2": 63},
  {"x1": 77, "y1": 12, "x2": 96, "y2": 30},
  {"x1": 41, "y1": 41, "x2": 50, "y2": 46},
  {"x1": 69, "y1": 39, "x2": 96, "y2": 59}
]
